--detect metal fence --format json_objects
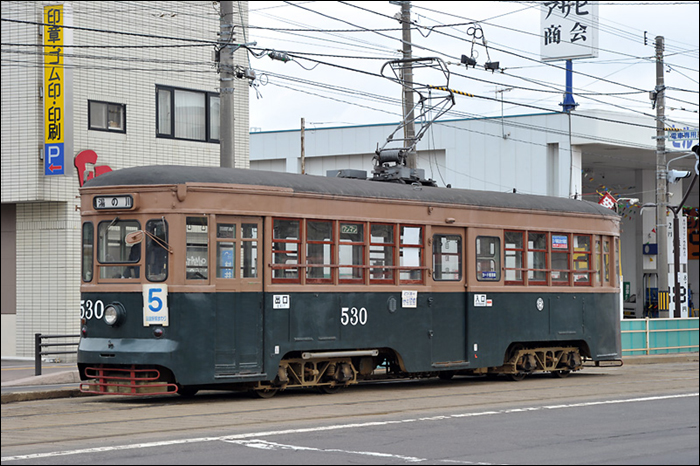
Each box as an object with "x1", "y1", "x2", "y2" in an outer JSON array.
[
  {"x1": 34, "y1": 333, "x2": 80, "y2": 376},
  {"x1": 621, "y1": 317, "x2": 699, "y2": 355}
]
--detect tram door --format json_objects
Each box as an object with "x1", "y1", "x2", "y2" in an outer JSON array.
[
  {"x1": 212, "y1": 216, "x2": 264, "y2": 375},
  {"x1": 430, "y1": 227, "x2": 467, "y2": 364}
]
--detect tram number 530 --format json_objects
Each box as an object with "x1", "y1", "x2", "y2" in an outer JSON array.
[
  {"x1": 341, "y1": 307, "x2": 368, "y2": 326},
  {"x1": 80, "y1": 299, "x2": 105, "y2": 320}
]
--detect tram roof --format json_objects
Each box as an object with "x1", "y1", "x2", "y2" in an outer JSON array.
[{"x1": 83, "y1": 165, "x2": 618, "y2": 218}]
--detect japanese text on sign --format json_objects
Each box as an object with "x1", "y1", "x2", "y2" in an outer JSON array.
[
  {"x1": 43, "y1": 5, "x2": 65, "y2": 175},
  {"x1": 541, "y1": 1, "x2": 599, "y2": 61}
]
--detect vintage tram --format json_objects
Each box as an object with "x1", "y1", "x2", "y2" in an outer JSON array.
[{"x1": 77, "y1": 165, "x2": 621, "y2": 397}]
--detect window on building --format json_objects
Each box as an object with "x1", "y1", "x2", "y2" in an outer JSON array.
[
  {"x1": 476, "y1": 236, "x2": 500, "y2": 281},
  {"x1": 88, "y1": 101, "x2": 125, "y2": 133},
  {"x1": 433, "y1": 234, "x2": 462, "y2": 281},
  {"x1": 156, "y1": 86, "x2": 219, "y2": 142}
]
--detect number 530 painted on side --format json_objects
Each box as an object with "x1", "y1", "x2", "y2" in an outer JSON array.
[{"x1": 143, "y1": 284, "x2": 169, "y2": 327}]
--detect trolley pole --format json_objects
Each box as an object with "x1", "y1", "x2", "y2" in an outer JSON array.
[
  {"x1": 219, "y1": 1, "x2": 236, "y2": 168},
  {"x1": 654, "y1": 36, "x2": 669, "y2": 317}
]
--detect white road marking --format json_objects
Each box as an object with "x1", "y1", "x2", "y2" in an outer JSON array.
[{"x1": 2, "y1": 393, "x2": 697, "y2": 463}]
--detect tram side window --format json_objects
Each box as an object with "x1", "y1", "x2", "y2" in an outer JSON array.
[
  {"x1": 146, "y1": 218, "x2": 169, "y2": 282},
  {"x1": 551, "y1": 234, "x2": 570, "y2": 285},
  {"x1": 528, "y1": 233, "x2": 548, "y2": 285},
  {"x1": 241, "y1": 223, "x2": 258, "y2": 278},
  {"x1": 82, "y1": 222, "x2": 94, "y2": 282},
  {"x1": 97, "y1": 219, "x2": 140, "y2": 279},
  {"x1": 216, "y1": 223, "x2": 236, "y2": 278},
  {"x1": 573, "y1": 235, "x2": 591, "y2": 286},
  {"x1": 307, "y1": 220, "x2": 334, "y2": 283},
  {"x1": 400, "y1": 226, "x2": 423, "y2": 284},
  {"x1": 504, "y1": 231, "x2": 524, "y2": 285},
  {"x1": 603, "y1": 239, "x2": 611, "y2": 285},
  {"x1": 186, "y1": 217, "x2": 208, "y2": 280},
  {"x1": 339, "y1": 222, "x2": 364, "y2": 283},
  {"x1": 370, "y1": 224, "x2": 395, "y2": 283},
  {"x1": 433, "y1": 235, "x2": 462, "y2": 281},
  {"x1": 595, "y1": 237, "x2": 602, "y2": 284},
  {"x1": 476, "y1": 236, "x2": 500, "y2": 281},
  {"x1": 272, "y1": 219, "x2": 300, "y2": 282}
]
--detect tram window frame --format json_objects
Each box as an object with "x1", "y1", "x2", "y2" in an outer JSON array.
[
  {"x1": 241, "y1": 223, "x2": 259, "y2": 279},
  {"x1": 339, "y1": 222, "x2": 365, "y2": 284},
  {"x1": 186, "y1": 217, "x2": 209, "y2": 280},
  {"x1": 82, "y1": 222, "x2": 94, "y2": 282},
  {"x1": 399, "y1": 225, "x2": 424, "y2": 284},
  {"x1": 551, "y1": 233, "x2": 571, "y2": 286},
  {"x1": 573, "y1": 234, "x2": 591, "y2": 286},
  {"x1": 306, "y1": 220, "x2": 334, "y2": 284},
  {"x1": 603, "y1": 238, "x2": 611, "y2": 285},
  {"x1": 216, "y1": 223, "x2": 236, "y2": 279},
  {"x1": 504, "y1": 230, "x2": 525, "y2": 285},
  {"x1": 370, "y1": 223, "x2": 395, "y2": 284},
  {"x1": 272, "y1": 218, "x2": 301, "y2": 283},
  {"x1": 97, "y1": 218, "x2": 141, "y2": 280},
  {"x1": 476, "y1": 236, "x2": 501, "y2": 282},
  {"x1": 433, "y1": 234, "x2": 462, "y2": 281},
  {"x1": 145, "y1": 218, "x2": 169, "y2": 282},
  {"x1": 527, "y1": 232, "x2": 548, "y2": 286}
]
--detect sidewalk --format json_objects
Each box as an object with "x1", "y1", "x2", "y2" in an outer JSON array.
[{"x1": 2, "y1": 353, "x2": 698, "y2": 404}]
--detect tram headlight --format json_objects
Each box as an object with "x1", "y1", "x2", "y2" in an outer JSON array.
[{"x1": 104, "y1": 303, "x2": 125, "y2": 327}]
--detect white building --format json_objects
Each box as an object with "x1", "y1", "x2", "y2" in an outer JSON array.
[
  {"x1": 251, "y1": 110, "x2": 699, "y2": 319},
  {"x1": 1, "y1": 1, "x2": 250, "y2": 357}
]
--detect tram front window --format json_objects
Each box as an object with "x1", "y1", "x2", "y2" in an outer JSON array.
[
  {"x1": 97, "y1": 218, "x2": 141, "y2": 279},
  {"x1": 146, "y1": 218, "x2": 168, "y2": 282}
]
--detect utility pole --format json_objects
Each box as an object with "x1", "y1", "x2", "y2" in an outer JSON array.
[
  {"x1": 397, "y1": 1, "x2": 416, "y2": 169},
  {"x1": 219, "y1": 1, "x2": 235, "y2": 168},
  {"x1": 654, "y1": 36, "x2": 669, "y2": 317},
  {"x1": 300, "y1": 118, "x2": 306, "y2": 175}
]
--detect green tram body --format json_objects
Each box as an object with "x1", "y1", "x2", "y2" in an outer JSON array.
[{"x1": 77, "y1": 166, "x2": 621, "y2": 396}]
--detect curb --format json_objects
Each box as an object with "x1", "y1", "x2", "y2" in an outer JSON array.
[{"x1": 1, "y1": 388, "x2": 93, "y2": 404}]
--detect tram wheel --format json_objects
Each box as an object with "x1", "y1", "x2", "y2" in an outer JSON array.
[
  {"x1": 317, "y1": 385, "x2": 343, "y2": 394},
  {"x1": 250, "y1": 388, "x2": 278, "y2": 399},
  {"x1": 507, "y1": 372, "x2": 527, "y2": 382},
  {"x1": 551, "y1": 370, "x2": 571, "y2": 378},
  {"x1": 438, "y1": 371, "x2": 454, "y2": 381},
  {"x1": 177, "y1": 385, "x2": 199, "y2": 397}
]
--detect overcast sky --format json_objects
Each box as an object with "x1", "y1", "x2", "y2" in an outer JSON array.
[{"x1": 244, "y1": 1, "x2": 699, "y2": 134}]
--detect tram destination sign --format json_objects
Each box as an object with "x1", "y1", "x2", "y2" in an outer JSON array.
[{"x1": 93, "y1": 195, "x2": 134, "y2": 210}]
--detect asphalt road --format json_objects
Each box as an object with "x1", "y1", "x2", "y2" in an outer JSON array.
[{"x1": 1, "y1": 360, "x2": 698, "y2": 465}]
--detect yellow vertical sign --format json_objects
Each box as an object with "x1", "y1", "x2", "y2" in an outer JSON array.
[{"x1": 43, "y1": 4, "x2": 65, "y2": 175}]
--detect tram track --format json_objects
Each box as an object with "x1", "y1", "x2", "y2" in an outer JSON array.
[{"x1": 2, "y1": 363, "x2": 697, "y2": 450}]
